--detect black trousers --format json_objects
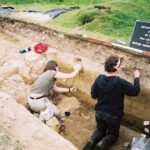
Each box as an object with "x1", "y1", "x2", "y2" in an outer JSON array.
[{"x1": 84, "y1": 111, "x2": 121, "y2": 150}]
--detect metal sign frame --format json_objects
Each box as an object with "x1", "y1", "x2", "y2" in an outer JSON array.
[{"x1": 130, "y1": 20, "x2": 150, "y2": 52}]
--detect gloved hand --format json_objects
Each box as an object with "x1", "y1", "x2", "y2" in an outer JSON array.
[
  {"x1": 69, "y1": 87, "x2": 77, "y2": 92},
  {"x1": 134, "y1": 70, "x2": 140, "y2": 78},
  {"x1": 73, "y1": 63, "x2": 83, "y2": 72}
]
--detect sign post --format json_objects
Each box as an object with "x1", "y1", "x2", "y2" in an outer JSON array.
[{"x1": 130, "y1": 20, "x2": 150, "y2": 52}]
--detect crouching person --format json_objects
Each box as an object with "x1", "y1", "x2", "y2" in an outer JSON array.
[
  {"x1": 83, "y1": 56, "x2": 140, "y2": 150},
  {"x1": 28, "y1": 60, "x2": 82, "y2": 125}
]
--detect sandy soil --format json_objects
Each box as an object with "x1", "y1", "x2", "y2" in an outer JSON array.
[{"x1": 0, "y1": 128, "x2": 22, "y2": 150}]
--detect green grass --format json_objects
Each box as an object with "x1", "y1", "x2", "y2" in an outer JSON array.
[
  {"x1": 0, "y1": 0, "x2": 106, "y2": 5},
  {"x1": 48, "y1": 0, "x2": 150, "y2": 42},
  {"x1": 1, "y1": 0, "x2": 150, "y2": 43}
]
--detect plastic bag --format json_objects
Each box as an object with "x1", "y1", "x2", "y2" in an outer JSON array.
[{"x1": 131, "y1": 135, "x2": 150, "y2": 150}]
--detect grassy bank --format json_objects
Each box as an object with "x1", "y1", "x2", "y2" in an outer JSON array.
[
  {"x1": 0, "y1": 0, "x2": 150, "y2": 43},
  {"x1": 0, "y1": 0, "x2": 105, "y2": 5}
]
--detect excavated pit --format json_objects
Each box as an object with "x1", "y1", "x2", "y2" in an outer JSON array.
[{"x1": 0, "y1": 17, "x2": 150, "y2": 150}]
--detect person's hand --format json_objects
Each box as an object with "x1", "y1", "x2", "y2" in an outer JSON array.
[
  {"x1": 73, "y1": 63, "x2": 82, "y2": 72},
  {"x1": 134, "y1": 70, "x2": 140, "y2": 78},
  {"x1": 63, "y1": 79, "x2": 67, "y2": 82},
  {"x1": 69, "y1": 87, "x2": 76, "y2": 92}
]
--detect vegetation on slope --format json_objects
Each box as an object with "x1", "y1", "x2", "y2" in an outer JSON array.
[{"x1": 0, "y1": 0, "x2": 150, "y2": 43}]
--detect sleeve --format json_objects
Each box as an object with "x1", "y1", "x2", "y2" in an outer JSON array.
[
  {"x1": 121, "y1": 77, "x2": 140, "y2": 96},
  {"x1": 91, "y1": 78, "x2": 99, "y2": 99},
  {"x1": 49, "y1": 70, "x2": 57, "y2": 81}
]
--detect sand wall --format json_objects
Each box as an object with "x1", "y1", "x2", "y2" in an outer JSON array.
[{"x1": 0, "y1": 17, "x2": 149, "y2": 129}]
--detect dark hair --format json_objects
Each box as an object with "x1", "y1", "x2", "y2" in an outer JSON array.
[
  {"x1": 43, "y1": 60, "x2": 58, "y2": 72},
  {"x1": 104, "y1": 56, "x2": 119, "y2": 73}
]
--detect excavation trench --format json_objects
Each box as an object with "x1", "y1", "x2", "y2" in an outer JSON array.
[{"x1": 0, "y1": 17, "x2": 149, "y2": 150}]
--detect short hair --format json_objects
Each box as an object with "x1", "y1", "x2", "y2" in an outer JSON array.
[
  {"x1": 43, "y1": 60, "x2": 58, "y2": 72},
  {"x1": 104, "y1": 56, "x2": 119, "y2": 73}
]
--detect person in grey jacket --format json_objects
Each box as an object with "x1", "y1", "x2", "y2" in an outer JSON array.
[{"x1": 28, "y1": 60, "x2": 82, "y2": 122}]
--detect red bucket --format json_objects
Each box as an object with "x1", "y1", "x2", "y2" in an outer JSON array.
[{"x1": 34, "y1": 42, "x2": 48, "y2": 54}]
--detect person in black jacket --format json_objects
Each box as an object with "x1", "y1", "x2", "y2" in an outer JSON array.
[{"x1": 83, "y1": 56, "x2": 140, "y2": 150}]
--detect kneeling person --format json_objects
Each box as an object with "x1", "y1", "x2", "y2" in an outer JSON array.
[
  {"x1": 28, "y1": 60, "x2": 82, "y2": 122},
  {"x1": 83, "y1": 56, "x2": 140, "y2": 150}
]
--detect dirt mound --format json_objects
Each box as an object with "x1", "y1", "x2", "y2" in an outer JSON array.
[{"x1": 0, "y1": 92, "x2": 78, "y2": 150}]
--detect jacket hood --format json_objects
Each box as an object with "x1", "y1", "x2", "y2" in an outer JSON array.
[{"x1": 97, "y1": 75, "x2": 118, "y2": 93}]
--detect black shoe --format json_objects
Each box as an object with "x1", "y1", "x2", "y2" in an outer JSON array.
[
  {"x1": 83, "y1": 140, "x2": 95, "y2": 150},
  {"x1": 94, "y1": 141, "x2": 107, "y2": 150}
]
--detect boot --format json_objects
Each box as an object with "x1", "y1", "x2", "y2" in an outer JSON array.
[
  {"x1": 94, "y1": 141, "x2": 107, "y2": 150},
  {"x1": 83, "y1": 140, "x2": 95, "y2": 150}
]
